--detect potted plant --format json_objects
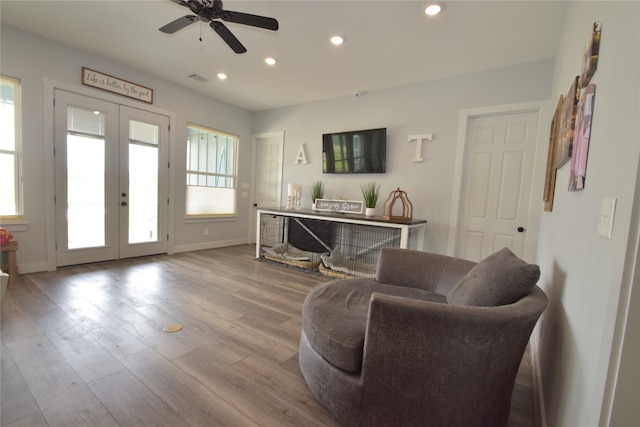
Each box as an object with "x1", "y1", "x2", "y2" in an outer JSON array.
[
  {"x1": 311, "y1": 181, "x2": 325, "y2": 210},
  {"x1": 360, "y1": 182, "x2": 380, "y2": 217}
]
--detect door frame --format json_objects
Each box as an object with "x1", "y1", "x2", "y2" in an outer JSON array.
[
  {"x1": 43, "y1": 79, "x2": 177, "y2": 271},
  {"x1": 447, "y1": 101, "x2": 550, "y2": 262}
]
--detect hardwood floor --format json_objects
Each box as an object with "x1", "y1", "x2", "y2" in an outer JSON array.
[{"x1": 1, "y1": 245, "x2": 535, "y2": 426}]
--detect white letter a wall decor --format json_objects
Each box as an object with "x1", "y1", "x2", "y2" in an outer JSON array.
[{"x1": 294, "y1": 144, "x2": 308, "y2": 164}]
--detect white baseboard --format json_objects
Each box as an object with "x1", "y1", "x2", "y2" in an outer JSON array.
[
  {"x1": 171, "y1": 238, "x2": 248, "y2": 254},
  {"x1": 15, "y1": 262, "x2": 50, "y2": 275},
  {"x1": 12, "y1": 242, "x2": 249, "y2": 275},
  {"x1": 530, "y1": 327, "x2": 547, "y2": 427}
]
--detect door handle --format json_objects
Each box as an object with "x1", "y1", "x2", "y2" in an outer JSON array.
[
  {"x1": 517, "y1": 227, "x2": 525, "y2": 233},
  {"x1": 121, "y1": 201, "x2": 128, "y2": 206},
  {"x1": 121, "y1": 193, "x2": 127, "y2": 197}
]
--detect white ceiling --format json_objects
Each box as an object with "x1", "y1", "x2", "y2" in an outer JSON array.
[{"x1": 1, "y1": 0, "x2": 568, "y2": 112}]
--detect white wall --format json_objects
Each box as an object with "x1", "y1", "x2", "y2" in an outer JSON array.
[
  {"x1": 1, "y1": 25, "x2": 254, "y2": 272},
  {"x1": 535, "y1": 2, "x2": 640, "y2": 426},
  {"x1": 252, "y1": 60, "x2": 554, "y2": 254}
]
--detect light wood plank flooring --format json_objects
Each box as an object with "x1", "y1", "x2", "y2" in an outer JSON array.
[{"x1": 1, "y1": 245, "x2": 535, "y2": 426}]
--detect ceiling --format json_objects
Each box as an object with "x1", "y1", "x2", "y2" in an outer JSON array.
[{"x1": 0, "y1": 0, "x2": 569, "y2": 112}]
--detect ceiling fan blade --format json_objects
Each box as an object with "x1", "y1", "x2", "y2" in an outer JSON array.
[
  {"x1": 159, "y1": 15, "x2": 198, "y2": 34},
  {"x1": 221, "y1": 11, "x2": 279, "y2": 31},
  {"x1": 210, "y1": 21, "x2": 246, "y2": 53}
]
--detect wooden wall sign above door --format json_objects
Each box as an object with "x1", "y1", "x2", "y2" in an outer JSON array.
[{"x1": 82, "y1": 67, "x2": 154, "y2": 104}]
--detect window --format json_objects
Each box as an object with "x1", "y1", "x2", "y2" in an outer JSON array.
[
  {"x1": 0, "y1": 76, "x2": 22, "y2": 220},
  {"x1": 185, "y1": 123, "x2": 238, "y2": 216}
]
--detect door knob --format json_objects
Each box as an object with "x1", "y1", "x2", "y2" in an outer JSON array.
[
  {"x1": 121, "y1": 192, "x2": 127, "y2": 197},
  {"x1": 121, "y1": 201, "x2": 127, "y2": 206},
  {"x1": 517, "y1": 226, "x2": 525, "y2": 233}
]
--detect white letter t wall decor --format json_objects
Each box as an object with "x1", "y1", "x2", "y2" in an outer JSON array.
[{"x1": 408, "y1": 134, "x2": 433, "y2": 162}]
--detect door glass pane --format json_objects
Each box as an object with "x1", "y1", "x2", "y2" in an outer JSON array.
[
  {"x1": 128, "y1": 120, "x2": 159, "y2": 244},
  {"x1": 67, "y1": 133, "x2": 106, "y2": 249}
]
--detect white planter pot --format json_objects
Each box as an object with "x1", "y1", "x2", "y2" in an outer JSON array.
[
  {"x1": 312, "y1": 202, "x2": 317, "y2": 210},
  {"x1": 365, "y1": 207, "x2": 376, "y2": 217}
]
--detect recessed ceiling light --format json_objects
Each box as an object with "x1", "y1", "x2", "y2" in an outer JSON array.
[
  {"x1": 425, "y1": 3, "x2": 442, "y2": 15},
  {"x1": 217, "y1": 73, "x2": 228, "y2": 80},
  {"x1": 330, "y1": 35, "x2": 344, "y2": 46},
  {"x1": 265, "y1": 57, "x2": 277, "y2": 65}
]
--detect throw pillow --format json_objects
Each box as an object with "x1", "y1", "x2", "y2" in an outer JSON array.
[{"x1": 447, "y1": 247, "x2": 540, "y2": 306}]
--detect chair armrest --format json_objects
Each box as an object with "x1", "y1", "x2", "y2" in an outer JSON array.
[
  {"x1": 358, "y1": 290, "x2": 546, "y2": 425},
  {"x1": 362, "y1": 290, "x2": 546, "y2": 377}
]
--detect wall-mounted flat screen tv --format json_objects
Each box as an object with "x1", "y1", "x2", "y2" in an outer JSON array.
[{"x1": 322, "y1": 127, "x2": 386, "y2": 174}]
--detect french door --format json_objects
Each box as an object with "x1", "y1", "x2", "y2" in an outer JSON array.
[{"x1": 54, "y1": 90, "x2": 169, "y2": 266}]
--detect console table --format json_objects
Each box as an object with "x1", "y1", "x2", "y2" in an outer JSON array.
[{"x1": 256, "y1": 208, "x2": 426, "y2": 277}]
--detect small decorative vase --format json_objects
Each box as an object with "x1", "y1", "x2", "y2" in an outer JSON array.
[
  {"x1": 365, "y1": 207, "x2": 375, "y2": 217},
  {"x1": 312, "y1": 202, "x2": 317, "y2": 210}
]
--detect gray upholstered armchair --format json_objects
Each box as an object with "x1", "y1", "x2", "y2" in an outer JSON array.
[{"x1": 299, "y1": 247, "x2": 547, "y2": 427}]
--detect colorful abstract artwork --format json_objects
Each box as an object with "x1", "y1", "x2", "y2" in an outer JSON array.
[{"x1": 569, "y1": 84, "x2": 596, "y2": 191}]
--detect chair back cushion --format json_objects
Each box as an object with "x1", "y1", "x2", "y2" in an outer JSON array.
[
  {"x1": 447, "y1": 247, "x2": 540, "y2": 306},
  {"x1": 375, "y1": 248, "x2": 476, "y2": 294}
]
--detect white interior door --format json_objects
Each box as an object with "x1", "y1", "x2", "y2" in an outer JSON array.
[
  {"x1": 54, "y1": 90, "x2": 169, "y2": 266},
  {"x1": 457, "y1": 111, "x2": 539, "y2": 261},
  {"x1": 249, "y1": 131, "x2": 284, "y2": 243}
]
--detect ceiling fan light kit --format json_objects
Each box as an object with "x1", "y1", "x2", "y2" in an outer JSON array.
[{"x1": 160, "y1": 0, "x2": 279, "y2": 54}]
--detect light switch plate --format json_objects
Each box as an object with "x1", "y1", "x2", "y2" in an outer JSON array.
[{"x1": 597, "y1": 197, "x2": 617, "y2": 239}]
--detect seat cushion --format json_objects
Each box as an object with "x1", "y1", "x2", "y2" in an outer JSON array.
[
  {"x1": 447, "y1": 247, "x2": 540, "y2": 307},
  {"x1": 302, "y1": 278, "x2": 445, "y2": 372}
]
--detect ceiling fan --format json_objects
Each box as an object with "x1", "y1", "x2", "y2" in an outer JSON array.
[{"x1": 159, "y1": 0, "x2": 279, "y2": 54}]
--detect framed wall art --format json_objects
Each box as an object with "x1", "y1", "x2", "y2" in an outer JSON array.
[
  {"x1": 569, "y1": 84, "x2": 596, "y2": 191},
  {"x1": 543, "y1": 94, "x2": 564, "y2": 211},
  {"x1": 556, "y1": 76, "x2": 580, "y2": 168},
  {"x1": 581, "y1": 22, "x2": 601, "y2": 87}
]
